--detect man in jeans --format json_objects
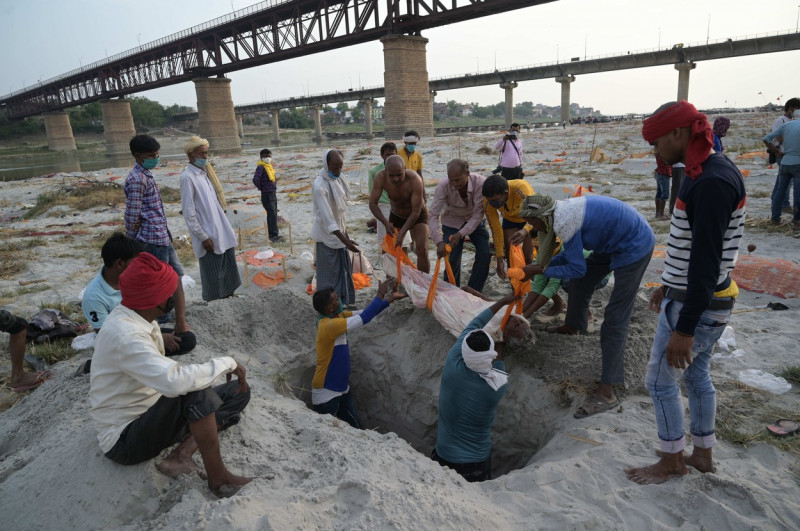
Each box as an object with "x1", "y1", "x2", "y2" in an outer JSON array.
[
  {"x1": 494, "y1": 122, "x2": 524, "y2": 180},
  {"x1": 626, "y1": 100, "x2": 746, "y2": 485},
  {"x1": 428, "y1": 159, "x2": 490, "y2": 292},
  {"x1": 768, "y1": 98, "x2": 800, "y2": 212},
  {"x1": 124, "y1": 134, "x2": 190, "y2": 333},
  {"x1": 763, "y1": 108, "x2": 800, "y2": 232}
]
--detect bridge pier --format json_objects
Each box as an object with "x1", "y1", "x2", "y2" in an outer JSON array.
[
  {"x1": 500, "y1": 82, "x2": 518, "y2": 129},
  {"x1": 270, "y1": 111, "x2": 281, "y2": 146},
  {"x1": 674, "y1": 61, "x2": 695, "y2": 101},
  {"x1": 42, "y1": 111, "x2": 77, "y2": 151},
  {"x1": 237, "y1": 114, "x2": 244, "y2": 139},
  {"x1": 100, "y1": 99, "x2": 136, "y2": 155},
  {"x1": 311, "y1": 105, "x2": 323, "y2": 143},
  {"x1": 360, "y1": 99, "x2": 374, "y2": 140},
  {"x1": 381, "y1": 34, "x2": 434, "y2": 139},
  {"x1": 555, "y1": 75, "x2": 575, "y2": 124},
  {"x1": 193, "y1": 77, "x2": 242, "y2": 153}
]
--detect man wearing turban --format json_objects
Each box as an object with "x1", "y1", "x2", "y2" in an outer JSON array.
[
  {"x1": 625, "y1": 101, "x2": 746, "y2": 485},
  {"x1": 90, "y1": 253, "x2": 252, "y2": 497},
  {"x1": 516, "y1": 193, "x2": 655, "y2": 420},
  {"x1": 181, "y1": 136, "x2": 241, "y2": 301}
]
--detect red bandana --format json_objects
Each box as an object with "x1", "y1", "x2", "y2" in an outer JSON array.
[
  {"x1": 641, "y1": 100, "x2": 712, "y2": 179},
  {"x1": 120, "y1": 252, "x2": 178, "y2": 310}
]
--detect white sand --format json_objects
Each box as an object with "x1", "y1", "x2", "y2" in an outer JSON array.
[{"x1": 2, "y1": 116, "x2": 800, "y2": 529}]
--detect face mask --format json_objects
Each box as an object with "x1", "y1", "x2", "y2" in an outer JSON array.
[
  {"x1": 142, "y1": 157, "x2": 160, "y2": 170},
  {"x1": 328, "y1": 170, "x2": 340, "y2": 179},
  {"x1": 405, "y1": 145, "x2": 416, "y2": 153},
  {"x1": 323, "y1": 299, "x2": 343, "y2": 318},
  {"x1": 159, "y1": 296, "x2": 175, "y2": 316},
  {"x1": 193, "y1": 158, "x2": 207, "y2": 169},
  {"x1": 509, "y1": 131, "x2": 518, "y2": 137},
  {"x1": 489, "y1": 199, "x2": 505, "y2": 208},
  {"x1": 794, "y1": 110, "x2": 800, "y2": 119},
  {"x1": 263, "y1": 157, "x2": 272, "y2": 164}
]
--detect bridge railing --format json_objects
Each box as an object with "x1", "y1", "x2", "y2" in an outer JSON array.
[{"x1": 4, "y1": 0, "x2": 291, "y2": 99}]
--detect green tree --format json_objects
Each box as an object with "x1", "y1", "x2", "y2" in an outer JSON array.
[
  {"x1": 446, "y1": 100, "x2": 460, "y2": 116},
  {"x1": 336, "y1": 102, "x2": 349, "y2": 113},
  {"x1": 129, "y1": 96, "x2": 166, "y2": 128}
]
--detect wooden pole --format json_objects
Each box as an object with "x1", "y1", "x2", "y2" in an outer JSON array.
[
  {"x1": 264, "y1": 220, "x2": 269, "y2": 245},
  {"x1": 282, "y1": 255, "x2": 288, "y2": 283},
  {"x1": 288, "y1": 220, "x2": 294, "y2": 255},
  {"x1": 588, "y1": 123, "x2": 598, "y2": 165},
  {"x1": 238, "y1": 226, "x2": 243, "y2": 251},
  {"x1": 243, "y1": 258, "x2": 249, "y2": 287}
]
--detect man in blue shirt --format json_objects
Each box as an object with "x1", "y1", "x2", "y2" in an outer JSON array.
[
  {"x1": 433, "y1": 292, "x2": 518, "y2": 482},
  {"x1": 515, "y1": 194, "x2": 655, "y2": 419},
  {"x1": 763, "y1": 108, "x2": 800, "y2": 230}
]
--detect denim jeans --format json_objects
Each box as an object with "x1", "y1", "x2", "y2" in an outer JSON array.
[
  {"x1": 771, "y1": 164, "x2": 800, "y2": 223},
  {"x1": 772, "y1": 156, "x2": 791, "y2": 209},
  {"x1": 143, "y1": 242, "x2": 185, "y2": 277},
  {"x1": 442, "y1": 221, "x2": 491, "y2": 292},
  {"x1": 654, "y1": 173, "x2": 670, "y2": 201},
  {"x1": 645, "y1": 299, "x2": 731, "y2": 453},
  {"x1": 564, "y1": 248, "x2": 652, "y2": 385},
  {"x1": 261, "y1": 192, "x2": 279, "y2": 240},
  {"x1": 312, "y1": 390, "x2": 362, "y2": 429}
]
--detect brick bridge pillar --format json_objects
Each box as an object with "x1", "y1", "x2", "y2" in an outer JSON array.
[
  {"x1": 100, "y1": 99, "x2": 136, "y2": 155},
  {"x1": 193, "y1": 77, "x2": 241, "y2": 153},
  {"x1": 381, "y1": 34, "x2": 434, "y2": 139},
  {"x1": 43, "y1": 111, "x2": 77, "y2": 151}
]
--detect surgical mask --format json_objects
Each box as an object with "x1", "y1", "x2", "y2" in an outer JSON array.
[
  {"x1": 794, "y1": 109, "x2": 800, "y2": 119},
  {"x1": 489, "y1": 199, "x2": 505, "y2": 208},
  {"x1": 142, "y1": 157, "x2": 160, "y2": 170},
  {"x1": 263, "y1": 157, "x2": 272, "y2": 164},
  {"x1": 509, "y1": 131, "x2": 518, "y2": 137},
  {"x1": 405, "y1": 144, "x2": 416, "y2": 153},
  {"x1": 328, "y1": 170, "x2": 340, "y2": 179},
  {"x1": 159, "y1": 296, "x2": 175, "y2": 316},
  {"x1": 193, "y1": 158, "x2": 208, "y2": 169}
]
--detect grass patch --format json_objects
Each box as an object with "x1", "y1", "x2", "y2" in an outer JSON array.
[
  {"x1": 779, "y1": 366, "x2": 800, "y2": 385},
  {"x1": 749, "y1": 190, "x2": 771, "y2": 199},
  {"x1": 24, "y1": 180, "x2": 125, "y2": 219},
  {"x1": 172, "y1": 238, "x2": 197, "y2": 266},
  {"x1": 26, "y1": 339, "x2": 79, "y2": 365},
  {"x1": 159, "y1": 185, "x2": 181, "y2": 203}
]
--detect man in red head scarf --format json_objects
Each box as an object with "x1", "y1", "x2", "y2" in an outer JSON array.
[
  {"x1": 90, "y1": 252, "x2": 252, "y2": 497},
  {"x1": 626, "y1": 101, "x2": 746, "y2": 485}
]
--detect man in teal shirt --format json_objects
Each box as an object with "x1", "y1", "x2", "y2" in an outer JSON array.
[{"x1": 433, "y1": 292, "x2": 518, "y2": 482}]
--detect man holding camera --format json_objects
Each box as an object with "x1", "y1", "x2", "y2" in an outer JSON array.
[{"x1": 494, "y1": 123, "x2": 524, "y2": 180}]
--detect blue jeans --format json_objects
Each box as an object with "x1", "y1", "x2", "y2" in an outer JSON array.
[
  {"x1": 654, "y1": 173, "x2": 670, "y2": 200},
  {"x1": 442, "y1": 221, "x2": 491, "y2": 292},
  {"x1": 772, "y1": 156, "x2": 791, "y2": 209},
  {"x1": 564, "y1": 248, "x2": 652, "y2": 385},
  {"x1": 771, "y1": 163, "x2": 800, "y2": 223},
  {"x1": 143, "y1": 242, "x2": 185, "y2": 277},
  {"x1": 645, "y1": 299, "x2": 731, "y2": 453},
  {"x1": 312, "y1": 390, "x2": 362, "y2": 429}
]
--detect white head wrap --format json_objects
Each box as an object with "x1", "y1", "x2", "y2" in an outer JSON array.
[
  {"x1": 402, "y1": 135, "x2": 420, "y2": 143},
  {"x1": 461, "y1": 330, "x2": 508, "y2": 391},
  {"x1": 184, "y1": 135, "x2": 209, "y2": 154},
  {"x1": 182, "y1": 135, "x2": 227, "y2": 211},
  {"x1": 319, "y1": 149, "x2": 351, "y2": 212}
]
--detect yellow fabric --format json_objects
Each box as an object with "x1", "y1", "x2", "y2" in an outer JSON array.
[
  {"x1": 484, "y1": 179, "x2": 535, "y2": 258},
  {"x1": 399, "y1": 148, "x2": 423, "y2": 172},
  {"x1": 714, "y1": 279, "x2": 739, "y2": 299},
  {"x1": 257, "y1": 160, "x2": 276, "y2": 182}
]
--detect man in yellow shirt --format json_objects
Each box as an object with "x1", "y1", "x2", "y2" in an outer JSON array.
[
  {"x1": 398, "y1": 130, "x2": 423, "y2": 179},
  {"x1": 481, "y1": 174, "x2": 534, "y2": 279}
]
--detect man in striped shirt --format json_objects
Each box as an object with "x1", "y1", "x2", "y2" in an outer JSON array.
[{"x1": 626, "y1": 101, "x2": 746, "y2": 485}]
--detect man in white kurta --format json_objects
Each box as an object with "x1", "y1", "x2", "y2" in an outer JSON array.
[{"x1": 180, "y1": 137, "x2": 240, "y2": 301}]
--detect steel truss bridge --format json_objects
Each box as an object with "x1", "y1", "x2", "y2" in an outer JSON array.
[{"x1": 0, "y1": 0, "x2": 555, "y2": 119}]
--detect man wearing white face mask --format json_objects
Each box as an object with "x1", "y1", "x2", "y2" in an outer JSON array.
[
  {"x1": 432, "y1": 291, "x2": 518, "y2": 482},
  {"x1": 494, "y1": 122, "x2": 524, "y2": 180},
  {"x1": 181, "y1": 136, "x2": 240, "y2": 301},
  {"x1": 253, "y1": 148, "x2": 281, "y2": 242}
]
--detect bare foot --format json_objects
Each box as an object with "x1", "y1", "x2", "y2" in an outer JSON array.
[
  {"x1": 543, "y1": 296, "x2": 565, "y2": 316},
  {"x1": 685, "y1": 447, "x2": 715, "y2": 473},
  {"x1": 625, "y1": 454, "x2": 689, "y2": 485},
  {"x1": 157, "y1": 455, "x2": 201, "y2": 478},
  {"x1": 209, "y1": 474, "x2": 253, "y2": 498},
  {"x1": 547, "y1": 324, "x2": 578, "y2": 335}
]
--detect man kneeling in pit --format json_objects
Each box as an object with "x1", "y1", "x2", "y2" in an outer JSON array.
[
  {"x1": 432, "y1": 292, "x2": 521, "y2": 482},
  {"x1": 89, "y1": 252, "x2": 251, "y2": 497}
]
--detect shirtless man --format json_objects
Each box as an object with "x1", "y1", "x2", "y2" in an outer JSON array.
[{"x1": 369, "y1": 155, "x2": 430, "y2": 273}]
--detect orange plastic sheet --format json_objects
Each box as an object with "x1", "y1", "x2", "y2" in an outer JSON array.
[
  {"x1": 562, "y1": 185, "x2": 594, "y2": 197},
  {"x1": 252, "y1": 270, "x2": 292, "y2": 288},
  {"x1": 500, "y1": 244, "x2": 531, "y2": 330},
  {"x1": 652, "y1": 245, "x2": 667, "y2": 258},
  {"x1": 736, "y1": 152, "x2": 767, "y2": 160},
  {"x1": 731, "y1": 254, "x2": 800, "y2": 299},
  {"x1": 426, "y1": 245, "x2": 457, "y2": 311},
  {"x1": 237, "y1": 249, "x2": 286, "y2": 267},
  {"x1": 381, "y1": 234, "x2": 416, "y2": 284}
]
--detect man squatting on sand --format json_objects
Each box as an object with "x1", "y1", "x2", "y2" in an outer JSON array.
[
  {"x1": 626, "y1": 100, "x2": 746, "y2": 484},
  {"x1": 369, "y1": 154, "x2": 431, "y2": 273},
  {"x1": 90, "y1": 252, "x2": 251, "y2": 497}
]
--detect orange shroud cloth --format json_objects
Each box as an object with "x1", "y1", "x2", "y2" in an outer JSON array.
[
  {"x1": 426, "y1": 245, "x2": 456, "y2": 311},
  {"x1": 501, "y1": 244, "x2": 531, "y2": 330},
  {"x1": 381, "y1": 234, "x2": 416, "y2": 284}
]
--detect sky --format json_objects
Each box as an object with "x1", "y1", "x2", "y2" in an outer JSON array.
[{"x1": 1, "y1": 0, "x2": 799, "y2": 116}]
